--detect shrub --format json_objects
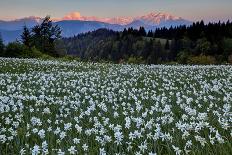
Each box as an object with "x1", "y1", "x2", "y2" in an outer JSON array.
[
  {"x1": 39, "y1": 54, "x2": 54, "y2": 60},
  {"x1": 127, "y1": 56, "x2": 145, "y2": 64},
  {"x1": 165, "y1": 61, "x2": 178, "y2": 65},
  {"x1": 177, "y1": 50, "x2": 190, "y2": 64},
  {"x1": 4, "y1": 42, "x2": 44, "y2": 58},
  {"x1": 5, "y1": 42, "x2": 27, "y2": 58},
  {"x1": 187, "y1": 55, "x2": 216, "y2": 65},
  {"x1": 21, "y1": 47, "x2": 44, "y2": 58},
  {"x1": 61, "y1": 55, "x2": 81, "y2": 61},
  {"x1": 228, "y1": 54, "x2": 232, "y2": 64}
]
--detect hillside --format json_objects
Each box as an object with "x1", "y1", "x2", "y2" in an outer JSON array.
[{"x1": 59, "y1": 21, "x2": 232, "y2": 64}]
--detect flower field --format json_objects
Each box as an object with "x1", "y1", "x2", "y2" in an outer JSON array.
[{"x1": 0, "y1": 58, "x2": 231, "y2": 155}]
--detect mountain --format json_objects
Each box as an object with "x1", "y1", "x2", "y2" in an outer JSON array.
[
  {"x1": 56, "y1": 20, "x2": 123, "y2": 37},
  {"x1": 61, "y1": 12, "x2": 134, "y2": 25},
  {"x1": 0, "y1": 12, "x2": 192, "y2": 43},
  {"x1": 0, "y1": 29, "x2": 22, "y2": 43},
  {"x1": 61, "y1": 11, "x2": 191, "y2": 26},
  {"x1": 0, "y1": 16, "x2": 41, "y2": 31}
]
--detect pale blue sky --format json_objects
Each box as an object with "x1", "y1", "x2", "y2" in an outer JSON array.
[{"x1": 0, "y1": 0, "x2": 232, "y2": 22}]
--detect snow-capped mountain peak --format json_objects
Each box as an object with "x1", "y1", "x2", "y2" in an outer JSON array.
[
  {"x1": 59, "y1": 11, "x2": 185, "y2": 26},
  {"x1": 136, "y1": 12, "x2": 182, "y2": 25}
]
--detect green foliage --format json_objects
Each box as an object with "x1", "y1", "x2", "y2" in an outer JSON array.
[
  {"x1": 39, "y1": 54, "x2": 54, "y2": 60},
  {"x1": 164, "y1": 39, "x2": 170, "y2": 50},
  {"x1": 3, "y1": 20, "x2": 232, "y2": 64},
  {"x1": 5, "y1": 42, "x2": 27, "y2": 58},
  {"x1": 21, "y1": 26, "x2": 32, "y2": 48},
  {"x1": 127, "y1": 56, "x2": 145, "y2": 64},
  {"x1": 228, "y1": 54, "x2": 232, "y2": 64},
  {"x1": 223, "y1": 38, "x2": 232, "y2": 57},
  {"x1": 25, "y1": 47, "x2": 44, "y2": 58},
  {"x1": 1, "y1": 59, "x2": 231, "y2": 154},
  {"x1": 4, "y1": 42, "x2": 44, "y2": 58},
  {"x1": 164, "y1": 61, "x2": 178, "y2": 65},
  {"x1": 0, "y1": 34, "x2": 4, "y2": 56},
  {"x1": 187, "y1": 55, "x2": 216, "y2": 65},
  {"x1": 60, "y1": 55, "x2": 81, "y2": 61},
  {"x1": 54, "y1": 40, "x2": 67, "y2": 56},
  {"x1": 195, "y1": 38, "x2": 211, "y2": 55},
  {"x1": 31, "y1": 16, "x2": 61, "y2": 56},
  {"x1": 177, "y1": 50, "x2": 190, "y2": 64}
]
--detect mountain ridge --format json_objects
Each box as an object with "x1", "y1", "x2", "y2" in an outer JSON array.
[{"x1": 0, "y1": 12, "x2": 192, "y2": 43}]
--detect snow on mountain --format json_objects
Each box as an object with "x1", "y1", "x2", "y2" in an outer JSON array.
[
  {"x1": 0, "y1": 12, "x2": 192, "y2": 43},
  {"x1": 135, "y1": 12, "x2": 182, "y2": 25},
  {"x1": 61, "y1": 12, "x2": 133, "y2": 25},
  {"x1": 60, "y1": 11, "x2": 188, "y2": 26}
]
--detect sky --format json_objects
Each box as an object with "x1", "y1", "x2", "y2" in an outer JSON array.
[{"x1": 0, "y1": 0, "x2": 232, "y2": 22}]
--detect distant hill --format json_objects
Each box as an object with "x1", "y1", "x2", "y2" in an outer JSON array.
[
  {"x1": 56, "y1": 20, "x2": 124, "y2": 37},
  {"x1": 0, "y1": 12, "x2": 192, "y2": 43}
]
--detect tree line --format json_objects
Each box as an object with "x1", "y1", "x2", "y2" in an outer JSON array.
[
  {"x1": 0, "y1": 16, "x2": 61, "y2": 58},
  {"x1": 0, "y1": 18, "x2": 232, "y2": 64},
  {"x1": 61, "y1": 20, "x2": 232, "y2": 64}
]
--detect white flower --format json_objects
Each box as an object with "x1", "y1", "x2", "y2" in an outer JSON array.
[
  {"x1": 82, "y1": 143, "x2": 88, "y2": 151},
  {"x1": 138, "y1": 141, "x2": 147, "y2": 153},
  {"x1": 114, "y1": 131, "x2": 124, "y2": 145},
  {"x1": 20, "y1": 148, "x2": 26, "y2": 155},
  {"x1": 73, "y1": 138, "x2": 80, "y2": 144},
  {"x1": 38, "y1": 129, "x2": 45, "y2": 139},
  {"x1": 31, "y1": 144, "x2": 40, "y2": 155},
  {"x1": 99, "y1": 148, "x2": 106, "y2": 155},
  {"x1": 172, "y1": 145, "x2": 182, "y2": 155},
  {"x1": 149, "y1": 152, "x2": 157, "y2": 155},
  {"x1": 64, "y1": 123, "x2": 72, "y2": 131},
  {"x1": 57, "y1": 149, "x2": 65, "y2": 155},
  {"x1": 68, "y1": 146, "x2": 77, "y2": 155},
  {"x1": 59, "y1": 131, "x2": 66, "y2": 140}
]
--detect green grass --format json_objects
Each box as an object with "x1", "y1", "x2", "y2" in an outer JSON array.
[{"x1": 0, "y1": 58, "x2": 231, "y2": 155}]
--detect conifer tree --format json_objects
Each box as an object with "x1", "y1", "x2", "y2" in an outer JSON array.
[
  {"x1": 165, "y1": 39, "x2": 170, "y2": 50},
  {"x1": 31, "y1": 16, "x2": 61, "y2": 55},
  {"x1": 21, "y1": 26, "x2": 32, "y2": 48},
  {"x1": 0, "y1": 34, "x2": 4, "y2": 56}
]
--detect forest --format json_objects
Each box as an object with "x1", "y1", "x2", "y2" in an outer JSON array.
[
  {"x1": 60, "y1": 20, "x2": 232, "y2": 64},
  {"x1": 0, "y1": 17, "x2": 232, "y2": 64}
]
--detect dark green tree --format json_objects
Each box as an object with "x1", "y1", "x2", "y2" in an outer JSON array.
[
  {"x1": 223, "y1": 38, "x2": 232, "y2": 58},
  {"x1": 139, "y1": 27, "x2": 146, "y2": 36},
  {"x1": 21, "y1": 26, "x2": 32, "y2": 48},
  {"x1": 32, "y1": 16, "x2": 61, "y2": 55},
  {"x1": 0, "y1": 33, "x2": 4, "y2": 56},
  {"x1": 165, "y1": 39, "x2": 170, "y2": 50},
  {"x1": 195, "y1": 38, "x2": 211, "y2": 55},
  {"x1": 5, "y1": 42, "x2": 26, "y2": 58},
  {"x1": 147, "y1": 30, "x2": 153, "y2": 37}
]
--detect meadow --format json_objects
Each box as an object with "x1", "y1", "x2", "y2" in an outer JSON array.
[{"x1": 0, "y1": 58, "x2": 231, "y2": 155}]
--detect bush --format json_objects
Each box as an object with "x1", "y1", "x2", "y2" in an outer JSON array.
[
  {"x1": 4, "y1": 42, "x2": 45, "y2": 58},
  {"x1": 228, "y1": 54, "x2": 232, "y2": 64},
  {"x1": 165, "y1": 61, "x2": 178, "y2": 65},
  {"x1": 187, "y1": 55, "x2": 216, "y2": 65},
  {"x1": 177, "y1": 50, "x2": 190, "y2": 64},
  {"x1": 61, "y1": 55, "x2": 81, "y2": 61},
  {"x1": 5, "y1": 42, "x2": 26, "y2": 58},
  {"x1": 39, "y1": 54, "x2": 54, "y2": 60},
  {"x1": 127, "y1": 56, "x2": 145, "y2": 64},
  {"x1": 22, "y1": 47, "x2": 44, "y2": 58}
]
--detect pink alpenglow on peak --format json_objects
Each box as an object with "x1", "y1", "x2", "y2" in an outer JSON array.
[
  {"x1": 59, "y1": 11, "x2": 184, "y2": 25},
  {"x1": 61, "y1": 12, "x2": 133, "y2": 25}
]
